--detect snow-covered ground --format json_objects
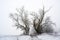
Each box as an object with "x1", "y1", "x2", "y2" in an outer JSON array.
[{"x1": 0, "y1": 33, "x2": 60, "y2": 40}]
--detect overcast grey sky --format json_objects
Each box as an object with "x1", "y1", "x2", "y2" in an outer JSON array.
[{"x1": 0, "y1": 0, "x2": 60, "y2": 35}]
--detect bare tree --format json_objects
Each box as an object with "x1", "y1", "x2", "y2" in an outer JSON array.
[
  {"x1": 10, "y1": 6, "x2": 55, "y2": 35},
  {"x1": 10, "y1": 7, "x2": 30, "y2": 35},
  {"x1": 31, "y1": 6, "x2": 55, "y2": 34}
]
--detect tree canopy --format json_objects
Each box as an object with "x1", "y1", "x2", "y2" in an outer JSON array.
[{"x1": 10, "y1": 6, "x2": 55, "y2": 35}]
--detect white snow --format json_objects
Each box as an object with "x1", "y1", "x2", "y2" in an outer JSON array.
[
  {"x1": 0, "y1": 33, "x2": 60, "y2": 40},
  {"x1": 29, "y1": 25, "x2": 37, "y2": 36}
]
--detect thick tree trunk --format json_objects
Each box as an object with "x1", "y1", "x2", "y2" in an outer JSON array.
[{"x1": 36, "y1": 26, "x2": 43, "y2": 34}]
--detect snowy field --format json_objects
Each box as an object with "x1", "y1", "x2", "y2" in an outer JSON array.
[{"x1": 0, "y1": 33, "x2": 60, "y2": 40}]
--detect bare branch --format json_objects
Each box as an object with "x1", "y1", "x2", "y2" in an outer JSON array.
[
  {"x1": 10, "y1": 12, "x2": 26, "y2": 30},
  {"x1": 45, "y1": 6, "x2": 52, "y2": 13}
]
